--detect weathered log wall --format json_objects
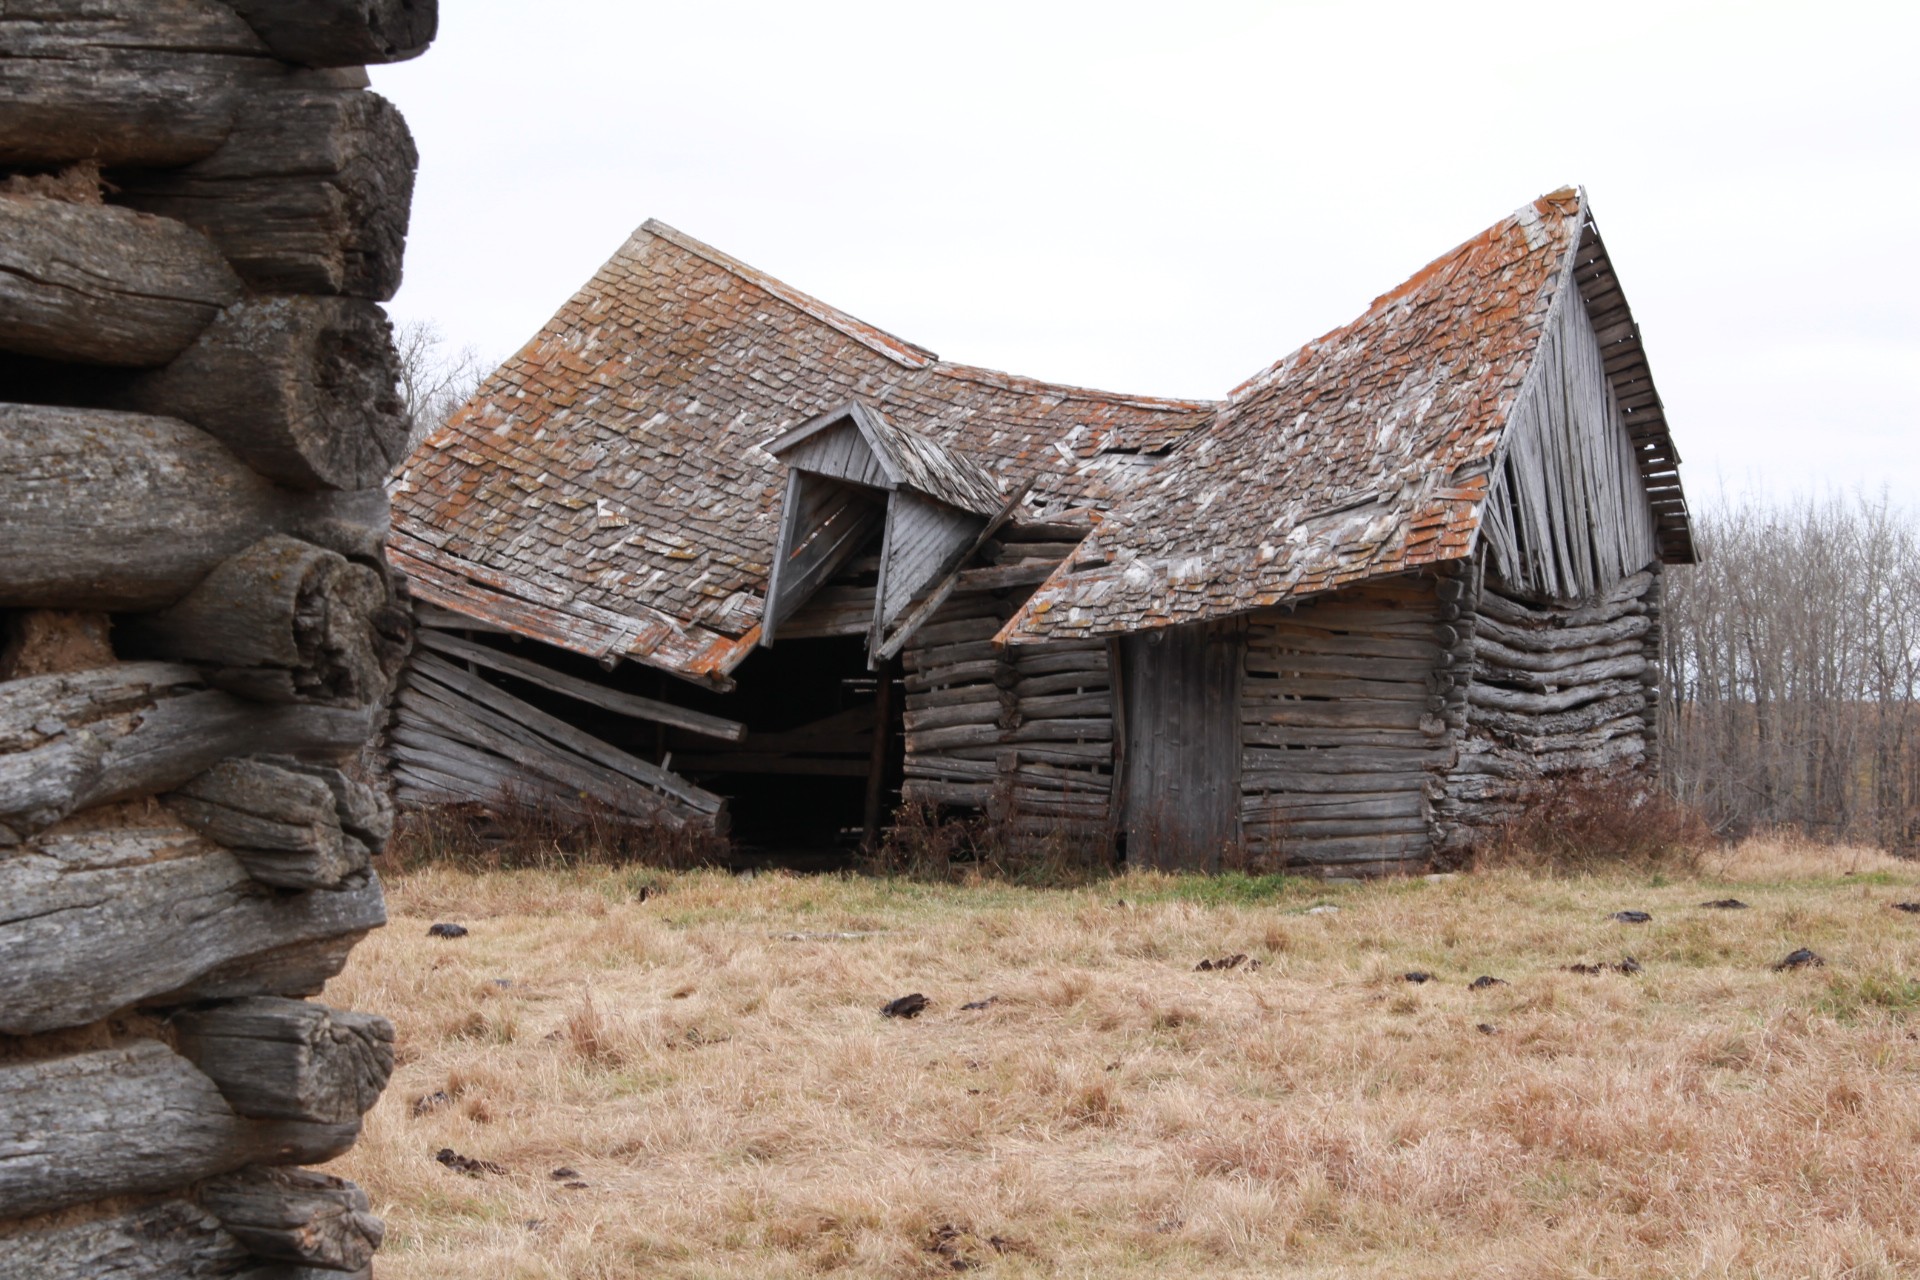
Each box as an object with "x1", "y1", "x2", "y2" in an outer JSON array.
[
  {"x1": 0, "y1": 0, "x2": 435, "y2": 1271},
  {"x1": 1237, "y1": 574, "x2": 1456, "y2": 876},
  {"x1": 901, "y1": 520, "x2": 1115, "y2": 856},
  {"x1": 1434, "y1": 562, "x2": 1664, "y2": 842}
]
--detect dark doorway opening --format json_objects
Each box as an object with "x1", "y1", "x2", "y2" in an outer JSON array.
[{"x1": 666, "y1": 636, "x2": 904, "y2": 865}]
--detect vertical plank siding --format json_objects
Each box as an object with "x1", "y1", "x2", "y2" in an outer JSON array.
[
  {"x1": 1433, "y1": 562, "x2": 1664, "y2": 843},
  {"x1": 1479, "y1": 271, "x2": 1659, "y2": 602},
  {"x1": 1237, "y1": 575, "x2": 1456, "y2": 875},
  {"x1": 1119, "y1": 618, "x2": 1244, "y2": 871},
  {"x1": 872, "y1": 492, "x2": 986, "y2": 652}
]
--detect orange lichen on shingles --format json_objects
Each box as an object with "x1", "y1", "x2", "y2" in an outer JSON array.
[
  {"x1": 1000, "y1": 189, "x2": 1586, "y2": 644},
  {"x1": 390, "y1": 220, "x2": 1213, "y2": 682}
]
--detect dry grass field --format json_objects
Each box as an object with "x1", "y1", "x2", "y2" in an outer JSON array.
[{"x1": 326, "y1": 837, "x2": 1920, "y2": 1279}]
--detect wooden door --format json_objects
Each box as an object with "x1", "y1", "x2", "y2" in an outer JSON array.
[{"x1": 1118, "y1": 618, "x2": 1244, "y2": 871}]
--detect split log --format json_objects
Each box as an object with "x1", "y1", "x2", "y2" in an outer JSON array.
[
  {"x1": 120, "y1": 536, "x2": 407, "y2": 707},
  {"x1": 203, "y1": 1167, "x2": 382, "y2": 1273},
  {"x1": 0, "y1": 1199, "x2": 251, "y2": 1280},
  {"x1": 0, "y1": 1040, "x2": 359, "y2": 1218},
  {"x1": 117, "y1": 88, "x2": 418, "y2": 300},
  {"x1": 0, "y1": 0, "x2": 276, "y2": 167},
  {"x1": 0, "y1": 814, "x2": 386, "y2": 1034},
  {"x1": 0, "y1": 661, "x2": 379, "y2": 839},
  {"x1": 1472, "y1": 610, "x2": 1650, "y2": 654},
  {"x1": 222, "y1": 0, "x2": 437, "y2": 66},
  {"x1": 1470, "y1": 654, "x2": 1646, "y2": 694},
  {"x1": 168, "y1": 756, "x2": 388, "y2": 888},
  {"x1": 0, "y1": 405, "x2": 388, "y2": 612},
  {"x1": 0, "y1": 195, "x2": 242, "y2": 367},
  {"x1": 112, "y1": 296, "x2": 410, "y2": 490},
  {"x1": 174, "y1": 998, "x2": 392, "y2": 1124}
]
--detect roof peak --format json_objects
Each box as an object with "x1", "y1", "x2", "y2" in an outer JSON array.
[{"x1": 639, "y1": 219, "x2": 939, "y2": 370}]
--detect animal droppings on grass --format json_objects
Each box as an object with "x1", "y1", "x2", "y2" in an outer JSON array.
[
  {"x1": 1404, "y1": 970, "x2": 1434, "y2": 983},
  {"x1": 881, "y1": 993, "x2": 929, "y2": 1018},
  {"x1": 332, "y1": 836, "x2": 1920, "y2": 1278},
  {"x1": 960, "y1": 996, "x2": 999, "y2": 1011},
  {"x1": 434, "y1": 1147, "x2": 504, "y2": 1176},
  {"x1": 1469, "y1": 975, "x2": 1508, "y2": 989},
  {"x1": 410, "y1": 1090, "x2": 450, "y2": 1116},
  {"x1": 1568, "y1": 957, "x2": 1643, "y2": 976},
  {"x1": 1775, "y1": 948, "x2": 1827, "y2": 971},
  {"x1": 1476, "y1": 1023, "x2": 1500, "y2": 1035},
  {"x1": 549, "y1": 1167, "x2": 578, "y2": 1180},
  {"x1": 1194, "y1": 953, "x2": 1258, "y2": 972},
  {"x1": 1610, "y1": 910, "x2": 1653, "y2": 924},
  {"x1": 1702, "y1": 898, "x2": 1751, "y2": 909},
  {"x1": 427, "y1": 922, "x2": 469, "y2": 938},
  {"x1": 1892, "y1": 902, "x2": 1920, "y2": 914}
]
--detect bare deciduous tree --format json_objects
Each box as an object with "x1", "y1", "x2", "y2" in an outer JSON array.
[
  {"x1": 392, "y1": 318, "x2": 489, "y2": 452},
  {"x1": 1663, "y1": 492, "x2": 1920, "y2": 851}
]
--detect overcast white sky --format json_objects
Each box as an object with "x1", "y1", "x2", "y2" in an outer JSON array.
[{"x1": 372, "y1": 1, "x2": 1918, "y2": 508}]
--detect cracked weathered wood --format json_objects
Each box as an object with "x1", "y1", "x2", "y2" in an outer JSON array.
[
  {"x1": 0, "y1": 661, "x2": 379, "y2": 840},
  {"x1": 117, "y1": 88, "x2": 418, "y2": 299},
  {"x1": 0, "y1": 195, "x2": 242, "y2": 366},
  {"x1": 111, "y1": 296, "x2": 410, "y2": 490},
  {"x1": 0, "y1": 0, "x2": 274, "y2": 167},
  {"x1": 168, "y1": 757, "x2": 386, "y2": 889},
  {"x1": 220, "y1": 0, "x2": 436, "y2": 67},
  {"x1": 0, "y1": 406, "x2": 389, "y2": 612},
  {"x1": 0, "y1": 814, "x2": 385, "y2": 1034},
  {"x1": 120, "y1": 536, "x2": 408, "y2": 708},
  {"x1": 174, "y1": 998, "x2": 392, "y2": 1125},
  {"x1": 0, "y1": 1199, "x2": 252, "y2": 1279},
  {"x1": 0, "y1": 1040, "x2": 360, "y2": 1218},
  {"x1": 202, "y1": 1165, "x2": 383, "y2": 1271}
]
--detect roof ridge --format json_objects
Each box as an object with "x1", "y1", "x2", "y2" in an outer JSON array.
[
  {"x1": 1223, "y1": 187, "x2": 1584, "y2": 401},
  {"x1": 640, "y1": 219, "x2": 939, "y2": 370},
  {"x1": 931, "y1": 361, "x2": 1217, "y2": 414}
]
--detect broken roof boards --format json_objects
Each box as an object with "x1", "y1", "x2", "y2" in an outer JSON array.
[{"x1": 394, "y1": 186, "x2": 1689, "y2": 686}]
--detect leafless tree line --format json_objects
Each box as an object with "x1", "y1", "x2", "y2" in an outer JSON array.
[{"x1": 1662, "y1": 492, "x2": 1920, "y2": 851}]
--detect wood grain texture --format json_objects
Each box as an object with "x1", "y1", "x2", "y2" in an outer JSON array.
[
  {"x1": 117, "y1": 88, "x2": 419, "y2": 300},
  {"x1": 0, "y1": 1040, "x2": 359, "y2": 1218},
  {"x1": 174, "y1": 998, "x2": 392, "y2": 1125},
  {"x1": 0, "y1": 814, "x2": 385, "y2": 1035},
  {"x1": 0, "y1": 0, "x2": 277, "y2": 167},
  {"x1": 221, "y1": 0, "x2": 437, "y2": 66},
  {"x1": 0, "y1": 406, "x2": 389, "y2": 611},
  {"x1": 0, "y1": 1199, "x2": 251, "y2": 1279},
  {"x1": 120, "y1": 535, "x2": 407, "y2": 708},
  {"x1": 0, "y1": 661, "x2": 379, "y2": 839},
  {"x1": 111, "y1": 295, "x2": 410, "y2": 490},
  {"x1": 168, "y1": 756, "x2": 389, "y2": 889},
  {"x1": 0, "y1": 195, "x2": 241, "y2": 366}
]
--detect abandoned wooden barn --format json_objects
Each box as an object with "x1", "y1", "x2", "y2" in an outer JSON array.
[{"x1": 388, "y1": 186, "x2": 1692, "y2": 873}]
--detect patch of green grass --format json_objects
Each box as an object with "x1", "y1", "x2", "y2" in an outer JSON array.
[
  {"x1": 1817, "y1": 972, "x2": 1920, "y2": 1022},
  {"x1": 1146, "y1": 872, "x2": 1312, "y2": 907}
]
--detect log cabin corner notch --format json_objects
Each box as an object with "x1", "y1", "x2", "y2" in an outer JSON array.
[{"x1": 389, "y1": 185, "x2": 1693, "y2": 872}]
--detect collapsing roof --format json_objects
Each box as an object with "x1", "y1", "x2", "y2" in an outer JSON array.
[
  {"x1": 388, "y1": 220, "x2": 1212, "y2": 685},
  {"x1": 392, "y1": 187, "x2": 1690, "y2": 683}
]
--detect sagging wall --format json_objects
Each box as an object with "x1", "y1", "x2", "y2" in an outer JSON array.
[
  {"x1": 0, "y1": 3, "x2": 433, "y2": 1274},
  {"x1": 1434, "y1": 562, "x2": 1664, "y2": 847}
]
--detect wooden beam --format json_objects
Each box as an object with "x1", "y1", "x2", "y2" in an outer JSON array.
[{"x1": 415, "y1": 628, "x2": 744, "y2": 742}]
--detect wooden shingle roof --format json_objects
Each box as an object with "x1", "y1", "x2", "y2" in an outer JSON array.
[
  {"x1": 390, "y1": 221, "x2": 1215, "y2": 684},
  {"x1": 1000, "y1": 188, "x2": 1691, "y2": 644}
]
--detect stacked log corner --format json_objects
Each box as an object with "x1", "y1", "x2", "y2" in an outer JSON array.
[{"x1": 0, "y1": 0, "x2": 436, "y2": 1274}]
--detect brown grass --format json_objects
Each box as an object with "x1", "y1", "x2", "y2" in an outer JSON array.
[{"x1": 328, "y1": 834, "x2": 1920, "y2": 1278}]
